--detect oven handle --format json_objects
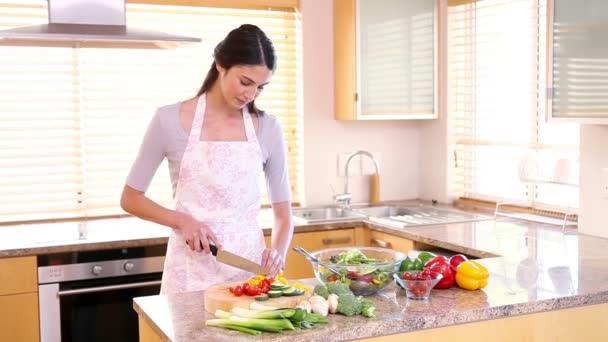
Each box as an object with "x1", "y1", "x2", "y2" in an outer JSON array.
[{"x1": 57, "y1": 280, "x2": 162, "y2": 297}]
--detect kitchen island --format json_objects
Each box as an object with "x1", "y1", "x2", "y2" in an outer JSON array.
[{"x1": 133, "y1": 218, "x2": 608, "y2": 341}]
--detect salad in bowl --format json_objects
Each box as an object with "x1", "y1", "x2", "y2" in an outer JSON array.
[{"x1": 308, "y1": 246, "x2": 406, "y2": 296}]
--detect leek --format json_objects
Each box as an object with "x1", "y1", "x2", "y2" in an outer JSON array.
[
  {"x1": 205, "y1": 320, "x2": 262, "y2": 336},
  {"x1": 249, "y1": 302, "x2": 277, "y2": 311},
  {"x1": 229, "y1": 316, "x2": 294, "y2": 331},
  {"x1": 214, "y1": 309, "x2": 231, "y2": 319},
  {"x1": 230, "y1": 307, "x2": 295, "y2": 319}
]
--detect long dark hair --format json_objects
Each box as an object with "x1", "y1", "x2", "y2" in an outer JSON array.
[{"x1": 196, "y1": 24, "x2": 276, "y2": 115}]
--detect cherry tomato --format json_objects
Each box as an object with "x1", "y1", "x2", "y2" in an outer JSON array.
[
  {"x1": 326, "y1": 274, "x2": 338, "y2": 282},
  {"x1": 402, "y1": 272, "x2": 414, "y2": 280},
  {"x1": 346, "y1": 271, "x2": 359, "y2": 279},
  {"x1": 233, "y1": 285, "x2": 243, "y2": 296}
]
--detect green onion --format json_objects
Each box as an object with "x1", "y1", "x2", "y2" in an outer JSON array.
[
  {"x1": 249, "y1": 302, "x2": 277, "y2": 311},
  {"x1": 230, "y1": 307, "x2": 296, "y2": 319},
  {"x1": 205, "y1": 320, "x2": 262, "y2": 335},
  {"x1": 229, "y1": 316, "x2": 294, "y2": 331}
]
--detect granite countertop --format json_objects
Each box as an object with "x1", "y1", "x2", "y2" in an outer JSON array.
[
  {"x1": 0, "y1": 200, "x2": 458, "y2": 258},
  {"x1": 133, "y1": 217, "x2": 608, "y2": 341}
]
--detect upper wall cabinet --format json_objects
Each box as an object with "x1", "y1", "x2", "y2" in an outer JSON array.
[
  {"x1": 334, "y1": 0, "x2": 441, "y2": 120},
  {"x1": 548, "y1": 0, "x2": 608, "y2": 123}
]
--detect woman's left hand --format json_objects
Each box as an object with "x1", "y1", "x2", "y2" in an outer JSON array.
[{"x1": 261, "y1": 248, "x2": 284, "y2": 278}]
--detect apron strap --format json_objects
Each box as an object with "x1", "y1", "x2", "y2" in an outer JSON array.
[
  {"x1": 242, "y1": 104, "x2": 258, "y2": 143},
  {"x1": 188, "y1": 94, "x2": 207, "y2": 146}
]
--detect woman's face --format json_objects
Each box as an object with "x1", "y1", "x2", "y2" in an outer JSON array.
[{"x1": 217, "y1": 64, "x2": 272, "y2": 110}]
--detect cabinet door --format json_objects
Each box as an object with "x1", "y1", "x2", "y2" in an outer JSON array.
[
  {"x1": 548, "y1": 0, "x2": 608, "y2": 123},
  {"x1": 266, "y1": 229, "x2": 356, "y2": 279},
  {"x1": 334, "y1": 0, "x2": 440, "y2": 120},
  {"x1": 367, "y1": 230, "x2": 414, "y2": 254},
  {"x1": 0, "y1": 292, "x2": 40, "y2": 342},
  {"x1": 0, "y1": 256, "x2": 37, "y2": 295}
]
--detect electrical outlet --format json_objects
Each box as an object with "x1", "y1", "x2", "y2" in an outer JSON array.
[{"x1": 337, "y1": 153, "x2": 361, "y2": 177}]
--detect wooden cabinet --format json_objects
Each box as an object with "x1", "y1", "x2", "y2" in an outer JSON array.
[
  {"x1": 266, "y1": 228, "x2": 356, "y2": 279},
  {"x1": 334, "y1": 0, "x2": 441, "y2": 120},
  {"x1": 0, "y1": 256, "x2": 39, "y2": 342},
  {"x1": 359, "y1": 229, "x2": 415, "y2": 255}
]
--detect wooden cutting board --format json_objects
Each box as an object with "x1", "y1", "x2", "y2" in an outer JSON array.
[{"x1": 204, "y1": 281, "x2": 312, "y2": 313}]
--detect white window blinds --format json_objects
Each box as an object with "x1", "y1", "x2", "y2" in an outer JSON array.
[
  {"x1": 0, "y1": 0, "x2": 302, "y2": 223},
  {"x1": 448, "y1": 0, "x2": 580, "y2": 212}
]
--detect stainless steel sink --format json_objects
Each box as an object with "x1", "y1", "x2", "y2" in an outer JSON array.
[
  {"x1": 292, "y1": 207, "x2": 365, "y2": 224},
  {"x1": 351, "y1": 205, "x2": 492, "y2": 227}
]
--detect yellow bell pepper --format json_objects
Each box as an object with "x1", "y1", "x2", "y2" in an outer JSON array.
[{"x1": 455, "y1": 260, "x2": 489, "y2": 290}]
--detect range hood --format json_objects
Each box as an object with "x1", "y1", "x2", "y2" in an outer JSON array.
[{"x1": 0, "y1": 0, "x2": 201, "y2": 49}]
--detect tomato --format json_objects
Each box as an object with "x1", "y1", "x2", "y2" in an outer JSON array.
[
  {"x1": 402, "y1": 272, "x2": 414, "y2": 280},
  {"x1": 326, "y1": 274, "x2": 338, "y2": 282},
  {"x1": 346, "y1": 271, "x2": 358, "y2": 279},
  {"x1": 233, "y1": 285, "x2": 243, "y2": 296},
  {"x1": 357, "y1": 274, "x2": 373, "y2": 283}
]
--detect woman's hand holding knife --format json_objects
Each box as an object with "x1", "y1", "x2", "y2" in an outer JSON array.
[{"x1": 175, "y1": 211, "x2": 222, "y2": 253}]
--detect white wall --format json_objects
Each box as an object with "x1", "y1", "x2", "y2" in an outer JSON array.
[
  {"x1": 579, "y1": 125, "x2": 608, "y2": 238},
  {"x1": 300, "y1": 0, "x2": 421, "y2": 206}
]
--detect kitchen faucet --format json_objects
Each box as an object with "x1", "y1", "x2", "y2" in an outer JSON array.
[{"x1": 334, "y1": 150, "x2": 380, "y2": 208}]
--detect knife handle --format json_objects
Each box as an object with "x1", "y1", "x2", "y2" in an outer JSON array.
[{"x1": 185, "y1": 240, "x2": 218, "y2": 256}]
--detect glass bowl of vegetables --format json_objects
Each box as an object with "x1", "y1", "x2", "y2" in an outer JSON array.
[
  {"x1": 309, "y1": 246, "x2": 406, "y2": 296},
  {"x1": 394, "y1": 270, "x2": 443, "y2": 300}
]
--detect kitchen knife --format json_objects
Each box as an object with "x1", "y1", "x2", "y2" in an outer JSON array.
[{"x1": 207, "y1": 243, "x2": 267, "y2": 275}]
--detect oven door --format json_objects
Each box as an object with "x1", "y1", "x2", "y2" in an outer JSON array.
[{"x1": 39, "y1": 273, "x2": 161, "y2": 342}]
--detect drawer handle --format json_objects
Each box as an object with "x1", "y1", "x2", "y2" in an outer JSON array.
[
  {"x1": 371, "y1": 238, "x2": 392, "y2": 248},
  {"x1": 322, "y1": 236, "x2": 352, "y2": 245}
]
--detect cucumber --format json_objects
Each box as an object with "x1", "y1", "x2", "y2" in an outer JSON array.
[
  {"x1": 270, "y1": 283, "x2": 290, "y2": 291},
  {"x1": 267, "y1": 290, "x2": 283, "y2": 298},
  {"x1": 281, "y1": 286, "x2": 296, "y2": 294},
  {"x1": 282, "y1": 289, "x2": 305, "y2": 297},
  {"x1": 254, "y1": 294, "x2": 269, "y2": 301}
]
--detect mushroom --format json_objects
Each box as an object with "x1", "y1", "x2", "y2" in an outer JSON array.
[
  {"x1": 295, "y1": 300, "x2": 312, "y2": 314},
  {"x1": 309, "y1": 295, "x2": 329, "y2": 316},
  {"x1": 327, "y1": 293, "x2": 339, "y2": 314}
]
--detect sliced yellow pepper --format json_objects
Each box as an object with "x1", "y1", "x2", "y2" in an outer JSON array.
[
  {"x1": 290, "y1": 282, "x2": 311, "y2": 291},
  {"x1": 455, "y1": 260, "x2": 489, "y2": 291},
  {"x1": 276, "y1": 270, "x2": 288, "y2": 284}
]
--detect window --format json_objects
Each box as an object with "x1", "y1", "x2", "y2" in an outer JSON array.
[
  {"x1": 0, "y1": 0, "x2": 302, "y2": 223},
  {"x1": 448, "y1": 0, "x2": 580, "y2": 212}
]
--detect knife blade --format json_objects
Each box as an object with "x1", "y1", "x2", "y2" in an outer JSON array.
[{"x1": 207, "y1": 243, "x2": 267, "y2": 275}]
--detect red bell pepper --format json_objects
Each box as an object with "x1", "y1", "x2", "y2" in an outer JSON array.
[
  {"x1": 424, "y1": 255, "x2": 448, "y2": 268},
  {"x1": 424, "y1": 257, "x2": 454, "y2": 289},
  {"x1": 448, "y1": 254, "x2": 468, "y2": 274}
]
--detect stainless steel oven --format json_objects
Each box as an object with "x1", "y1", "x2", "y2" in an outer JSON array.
[{"x1": 38, "y1": 246, "x2": 166, "y2": 342}]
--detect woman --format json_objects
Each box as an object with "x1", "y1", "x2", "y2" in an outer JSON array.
[{"x1": 120, "y1": 24, "x2": 293, "y2": 294}]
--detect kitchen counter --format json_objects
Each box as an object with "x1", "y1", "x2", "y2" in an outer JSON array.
[
  {"x1": 133, "y1": 217, "x2": 608, "y2": 341},
  {"x1": 3, "y1": 202, "x2": 608, "y2": 340}
]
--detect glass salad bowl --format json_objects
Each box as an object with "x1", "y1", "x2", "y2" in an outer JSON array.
[
  {"x1": 394, "y1": 270, "x2": 444, "y2": 300},
  {"x1": 308, "y1": 246, "x2": 406, "y2": 296}
]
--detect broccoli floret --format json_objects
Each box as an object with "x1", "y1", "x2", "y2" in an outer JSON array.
[
  {"x1": 336, "y1": 293, "x2": 362, "y2": 316},
  {"x1": 360, "y1": 299, "x2": 376, "y2": 318},
  {"x1": 313, "y1": 284, "x2": 329, "y2": 299},
  {"x1": 326, "y1": 282, "x2": 352, "y2": 296}
]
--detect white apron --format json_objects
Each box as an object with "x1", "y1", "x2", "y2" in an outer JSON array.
[{"x1": 160, "y1": 94, "x2": 266, "y2": 294}]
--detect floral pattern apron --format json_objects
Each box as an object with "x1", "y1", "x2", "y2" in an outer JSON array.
[{"x1": 160, "y1": 94, "x2": 266, "y2": 294}]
